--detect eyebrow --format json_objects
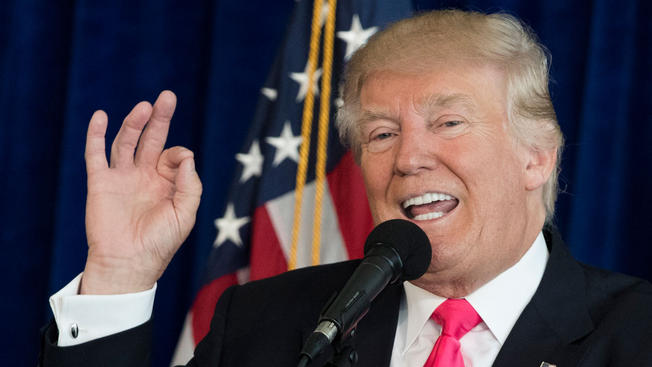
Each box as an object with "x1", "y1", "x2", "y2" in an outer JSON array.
[
  {"x1": 420, "y1": 93, "x2": 477, "y2": 115},
  {"x1": 356, "y1": 109, "x2": 398, "y2": 125},
  {"x1": 355, "y1": 93, "x2": 478, "y2": 129}
]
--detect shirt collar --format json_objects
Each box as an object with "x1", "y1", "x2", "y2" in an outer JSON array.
[{"x1": 401, "y1": 231, "x2": 549, "y2": 353}]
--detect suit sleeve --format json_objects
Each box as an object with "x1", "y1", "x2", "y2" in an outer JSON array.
[
  {"x1": 38, "y1": 319, "x2": 152, "y2": 367},
  {"x1": 38, "y1": 285, "x2": 238, "y2": 367}
]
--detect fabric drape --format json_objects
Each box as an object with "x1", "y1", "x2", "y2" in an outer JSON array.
[{"x1": 1, "y1": 0, "x2": 649, "y2": 365}]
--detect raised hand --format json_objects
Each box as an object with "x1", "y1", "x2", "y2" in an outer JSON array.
[{"x1": 80, "y1": 91, "x2": 202, "y2": 295}]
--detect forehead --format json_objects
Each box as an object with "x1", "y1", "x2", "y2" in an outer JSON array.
[{"x1": 358, "y1": 64, "x2": 508, "y2": 116}]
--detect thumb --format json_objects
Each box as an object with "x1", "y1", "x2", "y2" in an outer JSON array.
[{"x1": 173, "y1": 154, "x2": 202, "y2": 230}]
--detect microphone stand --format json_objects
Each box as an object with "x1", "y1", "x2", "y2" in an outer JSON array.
[{"x1": 324, "y1": 331, "x2": 358, "y2": 367}]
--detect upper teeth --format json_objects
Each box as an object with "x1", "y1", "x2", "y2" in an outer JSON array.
[{"x1": 402, "y1": 192, "x2": 455, "y2": 209}]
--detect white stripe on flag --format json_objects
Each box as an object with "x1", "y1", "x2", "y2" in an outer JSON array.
[
  {"x1": 170, "y1": 312, "x2": 196, "y2": 366},
  {"x1": 266, "y1": 180, "x2": 349, "y2": 268}
]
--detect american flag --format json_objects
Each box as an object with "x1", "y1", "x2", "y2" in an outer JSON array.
[{"x1": 172, "y1": 0, "x2": 412, "y2": 364}]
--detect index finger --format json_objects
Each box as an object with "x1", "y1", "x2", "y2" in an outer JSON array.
[
  {"x1": 134, "y1": 90, "x2": 177, "y2": 167},
  {"x1": 85, "y1": 110, "x2": 109, "y2": 174}
]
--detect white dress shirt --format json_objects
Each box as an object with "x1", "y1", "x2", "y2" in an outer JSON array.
[
  {"x1": 50, "y1": 232, "x2": 548, "y2": 365},
  {"x1": 49, "y1": 273, "x2": 156, "y2": 346},
  {"x1": 390, "y1": 232, "x2": 549, "y2": 366}
]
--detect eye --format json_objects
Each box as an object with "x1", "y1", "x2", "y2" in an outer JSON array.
[
  {"x1": 430, "y1": 116, "x2": 470, "y2": 138},
  {"x1": 364, "y1": 126, "x2": 398, "y2": 153},
  {"x1": 372, "y1": 131, "x2": 395, "y2": 141},
  {"x1": 442, "y1": 120, "x2": 464, "y2": 128}
]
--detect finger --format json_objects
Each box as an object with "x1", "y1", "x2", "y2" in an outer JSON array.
[
  {"x1": 157, "y1": 146, "x2": 194, "y2": 183},
  {"x1": 110, "y1": 101, "x2": 153, "y2": 168},
  {"x1": 135, "y1": 90, "x2": 176, "y2": 168},
  {"x1": 85, "y1": 110, "x2": 110, "y2": 174}
]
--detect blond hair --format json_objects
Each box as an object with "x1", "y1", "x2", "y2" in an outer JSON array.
[{"x1": 336, "y1": 9, "x2": 564, "y2": 221}]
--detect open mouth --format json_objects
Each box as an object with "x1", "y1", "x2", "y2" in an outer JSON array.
[{"x1": 401, "y1": 192, "x2": 459, "y2": 221}]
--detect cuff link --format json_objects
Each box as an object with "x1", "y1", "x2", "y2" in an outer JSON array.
[{"x1": 70, "y1": 323, "x2": 79, "y2": 339}]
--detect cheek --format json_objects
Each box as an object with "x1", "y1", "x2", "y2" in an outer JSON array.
[
  {"x1": 446, "y1": 135, "x2": 523, "y2": 196},
  {"x1": 361, "y1": 152, "x2": 392, "y2": 188},
  {"x1": 360, "y1": 153, "x2": 394, "y2": 213},
  {"x1": 467, "y1": 149, "x2": 527, "y2": 217}
]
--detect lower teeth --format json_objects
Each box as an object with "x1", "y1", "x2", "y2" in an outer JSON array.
[{"x1": 413, "y1": 212, "x2": 444, "y2": 220}]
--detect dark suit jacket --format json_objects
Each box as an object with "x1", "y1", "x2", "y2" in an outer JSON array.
[{"x1": 40, "y1": 228, "x2": 652, "y2": 366}]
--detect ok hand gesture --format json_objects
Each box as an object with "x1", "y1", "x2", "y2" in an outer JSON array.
[{"x1": 81, "y1": 91, "x2": 202, "y2": 295}]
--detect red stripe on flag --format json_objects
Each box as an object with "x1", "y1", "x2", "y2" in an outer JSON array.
[
  {"x1": 250, "y1": 205, "x2": 288, "y2": 281},
  {"x1": 327, "y1": 151, "x2": 373, "y2": 259},
  {"x1": 190, "y1": 273, "x2": 238, "y2": 343}
]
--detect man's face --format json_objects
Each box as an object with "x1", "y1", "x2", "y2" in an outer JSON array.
[{"x1": 358, "y1": 64, "x2": 538, "y2": 291}]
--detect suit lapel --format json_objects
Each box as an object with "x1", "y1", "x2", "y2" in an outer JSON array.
[
  {"x1": 299, "y1": 279, "x2": 402, "y2": 367},
  {"x1": 354, "y1": 283, "x2": 402, "y2": 367},
  {"x1": 493, "y1": 227, "x2": 594, "y2": 367}
]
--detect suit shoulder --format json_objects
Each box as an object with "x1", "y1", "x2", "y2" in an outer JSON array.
[
  {"x1": 580, "y1": 263, "x2": 652, "y2": 326},
  {"x1": 212, "y1": 260, "x2": 361, "y2": 345},
  {"x1": 570, "y1": 264, "x2": 652, "y2": 363},
  {"x1": 581, "y1": 263, "x2": 652, "y2": 300},
  {"x1": 223, "y1": 260, "x2": 362, "y2": 318},
  {"x1": 241, "y1": 259, "x2": 361, "y2": 294}
]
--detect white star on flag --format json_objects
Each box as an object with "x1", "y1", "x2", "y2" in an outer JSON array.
[
  {"x1": 289, "y1": 61, "x2": 322, "y2": 102},
  {"x1": 337, "y1": 14, "x2": 378, "y2": 60},
  {"x1": 261, "y1": 87, "x2": 277, "y2": 101},
  {"x1": 235, "y1": 140, "x2": 264, "y2": 182},
  {"x1": 265, "y1": 121, "x2": 302, "y2": 166},
  {"x1": 214, "y1": 204, "x2": 250, "y2": 247}
]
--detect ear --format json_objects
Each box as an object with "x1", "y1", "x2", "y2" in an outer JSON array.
[{"x1": 524, "y1": 146, "x2": 557, "y2": 191}]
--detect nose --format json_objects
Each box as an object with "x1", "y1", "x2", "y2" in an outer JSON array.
[{"x1": 394, "y1": 125, "x2": 436, "y2": 176}]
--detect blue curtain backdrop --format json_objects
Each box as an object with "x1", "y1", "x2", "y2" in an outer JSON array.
[{"x1": 1, "y1": 0, "x2": 650, "y2": 365}]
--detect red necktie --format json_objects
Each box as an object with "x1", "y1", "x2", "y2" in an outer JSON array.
[{"x1": 423, "y1": 299, "x2": 482, "y2": 367}]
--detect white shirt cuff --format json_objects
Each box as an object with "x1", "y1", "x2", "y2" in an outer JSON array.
[{"x1": 49, "y1": 273, "x2": 156, "y2": 347}]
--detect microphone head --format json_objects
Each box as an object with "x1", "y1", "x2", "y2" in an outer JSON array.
[{"x1": 364, "y1": 219, "x2": 432, "y2": 281}]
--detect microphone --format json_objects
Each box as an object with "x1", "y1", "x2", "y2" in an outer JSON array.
[{"x1": 298, "y1": 219, "x2": 431, "y2": 366}]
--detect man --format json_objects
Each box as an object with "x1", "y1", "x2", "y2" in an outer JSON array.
[{"x1": 40, "y1": 9, "x2": 652, "y2": 367}]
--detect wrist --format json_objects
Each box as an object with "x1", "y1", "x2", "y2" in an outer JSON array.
[{"x1": 81, "y1": 259, "x2": 157, "y2": 295}]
